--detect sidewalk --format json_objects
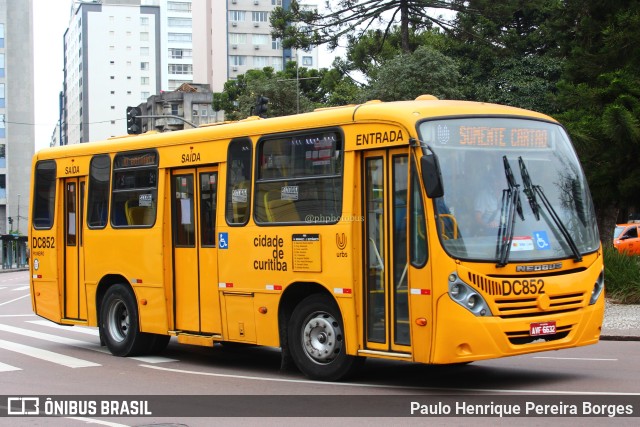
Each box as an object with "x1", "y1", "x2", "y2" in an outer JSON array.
[{"x1": 601, "y1": 299, "x2": 640, "y2": 341}]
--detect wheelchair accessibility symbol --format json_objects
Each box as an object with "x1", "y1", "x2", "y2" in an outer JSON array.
[
  {"x1": 218, "y1": 232, "x2": 229, "y2": 249},
  {"x1": 534, "y1": 231, "x2": 550, "y2": 250}
]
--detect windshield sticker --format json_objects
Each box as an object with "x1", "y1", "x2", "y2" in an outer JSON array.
[
  {"x1": 534, "y1": 231, "x2": 551, "y2": 250},
  {"x1": 510, "y1": 236, "x2": 534, "y2": 252}
]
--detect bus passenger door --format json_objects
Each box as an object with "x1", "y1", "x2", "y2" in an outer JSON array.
[
  {"x1": 362, "y1": 149, "x2": 412, "y2": 353},
  {"x1": 171, "y1": 167, "x2": 221, "y2": 334},
  {"x1": 63, "y1": 177, "x2": 87, "y2": 320}
]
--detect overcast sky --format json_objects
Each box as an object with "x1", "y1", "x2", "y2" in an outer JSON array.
[{"x1": 33, "y1": 0, "x2": 70, "y2": 151}]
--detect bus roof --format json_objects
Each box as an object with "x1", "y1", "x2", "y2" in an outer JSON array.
[{"x1": 35, "y1": 97, "x2": 556, "y2": 160}]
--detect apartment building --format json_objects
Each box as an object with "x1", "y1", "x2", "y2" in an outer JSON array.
[
  {"x1": 193, "y1": 0, "x2": 320, "y2": 92},
  {"x1": 0, "y1": 0, "x2": 32, "y2": 266}
]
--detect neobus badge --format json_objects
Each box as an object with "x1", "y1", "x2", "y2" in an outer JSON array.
[{"x1": 515, "y1": 262, "x2": 562, "y2": 272}]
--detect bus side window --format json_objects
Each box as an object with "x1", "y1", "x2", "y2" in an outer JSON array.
[
  {"x1": 33, "y1": 160, "x2": 57, "y2": 229},
  {"x1": 226, "y1": 138, "x2": 252, "y2": 225},
  {"x1": 87, "y1": 155, "x2": 111, "y2": 228}
]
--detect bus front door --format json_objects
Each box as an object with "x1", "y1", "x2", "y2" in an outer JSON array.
[
  {"x1": 363, "y1": 149, "x2": 411, "y2": 353},
  {"x1": 171, "y1": 167, "x2": 221, "y2": 334},
  {"x1": 63, "y1": 177, "x2": 87, "y2": 321}
]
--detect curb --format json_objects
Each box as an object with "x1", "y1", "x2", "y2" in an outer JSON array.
[{"x1": 600, "y1": 334, "x2": 640, "y2": 342}]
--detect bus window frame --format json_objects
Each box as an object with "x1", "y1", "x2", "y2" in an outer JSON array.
[
  {"x1": 225, "y1": 137, "x2": 253, "y2": 227},
  {"x1": 110, "y1": 149, "x2": 159, "y2": 229},
  {"x1": 253, "y1": 127, "x2": 345, "y2": 226},
  {"x1": 87, "y1": 154, "x2": 112, "y2": 229},
  {"x1": 32, "y1": 160, "x2": 57, "y2": 230}
]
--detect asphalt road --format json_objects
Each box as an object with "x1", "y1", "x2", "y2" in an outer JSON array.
[{"x1": 1, "y1": 270, "x2": 638, "y2": 426}]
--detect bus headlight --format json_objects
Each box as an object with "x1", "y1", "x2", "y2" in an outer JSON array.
[
  {"x1": 448, "y1": 273, "x2": 492, "y2": 316},
  {"x1": 589, "y1": 269, "x2": 605, "y2": 305}
]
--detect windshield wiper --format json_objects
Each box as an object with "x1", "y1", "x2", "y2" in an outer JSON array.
[
  {"x1": 496, "y1": 156, "x2": 524, "y2": 268},
  {"x1": 517, "y1": 156, "x2": 583, "y2": 263},
  {"x1": 518, "y1": 157, "x2": 540, "y2": 220}
]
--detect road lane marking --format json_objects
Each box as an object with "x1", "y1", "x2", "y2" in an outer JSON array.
[
  {"x1": 139, "y1": 365, "x2": 640, "y2": 395},
  {"x1": 0, "y1": 314, "x2": 37, "y2": 317},
  {"x1": 1, "y1": 323, "x2": 177, "y2": 364},
  {"x1": 0, "y1": 323, "x2": 108, "y2": 353},
  {"x1": 67, "y1": 417, "x2": 131, "y2": 427},
  {"x1": 533, "y1": 356, "x2": 618, "y2": 361},
  {"x1": 27, "y1": 320, "x2": 99, "y2": 336},
  {"x1": 129, "y1": 355, "x2": 178, "y2": 364},
  {"x1": 10, "y1": 286, "x2": 30, "y2": 291},
  {"x1": 0, "y1": 339, "x2": 100, "y2": 368},
  {"x1": 0, "y1": 361, "x2": 21, "y2": 372},
  {"x1": 0, "y1": 294, "x2": 30, "y2": 306}
]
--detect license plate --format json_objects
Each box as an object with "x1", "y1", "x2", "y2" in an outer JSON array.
[{"x1": 530, "y1": 321, "x2": 556, "y2": 336}]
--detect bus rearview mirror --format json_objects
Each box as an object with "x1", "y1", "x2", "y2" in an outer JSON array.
[{"x1": 421, "y1": 155, "x2": 444, "y2": 198}]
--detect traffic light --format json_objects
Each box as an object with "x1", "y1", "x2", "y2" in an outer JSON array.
[
  {"x1": 7, "y1": 217, "x2": 12, "y2": 225},
  {"x1": 126, "y1": 106, "x2": 143, "y2": 134},
  {"x1": 255, "y1": 96, "x2": 269, "y2": 118}
]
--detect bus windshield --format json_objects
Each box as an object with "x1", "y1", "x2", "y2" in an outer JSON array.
[{"x1": 419, "y1": 117, "x2": 600, "y2": 264}]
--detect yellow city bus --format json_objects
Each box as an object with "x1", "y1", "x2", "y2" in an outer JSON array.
[{"x1": 29, "y1": 96, "x2": 605, "y2": 381}]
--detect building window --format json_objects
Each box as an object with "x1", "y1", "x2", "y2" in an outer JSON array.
[
  {"x1": 0, "y1": 23, "x2": 5, "y2": 48},
  {"x1": 272, "y1": 37, "x2": 282, "y2": 50},
  {"x1": 168, "y1": 33, "x2": 192, "y2": 42},
  {"x1": 141, "y1": 77, "x2": 150, "y2": 85},
  {"x1": 168, "y1": 64, "x2": 192, "y2": 75},
  {"x1": 229, "y1": 11, "x2": 246, "y2": 22},
  {"x1": 0, "y1": 145, "x2": 5, "y2": 168},
  {"x1": 253, "y1": 56, "x2": 269, "y2": 68},
  {"x1": 272, "y1": 0, "x2": 282, "y2": 5},
  {"x1": 229, "y1": 56, "x2": 247, "y2": 66},
  {"x1": 253, "y1": 34, "x2": 269, "y2": 45},
  {"x1": 141, "y1": 92, "x2": 150, "y2": 101},
  {"x1": 140, "y1": 32, "x2": 149, "y2": 41},
  {"x1": 168, "y1": 18, "x2": 192, "y2": 27},
  {"x1": 169, "y1": 48, "x2": 192, "y2": 59},
  {"x1": 0, "y1": 84, "x2": 4, "y2": 108},
  {"x1": 168, "y1": 1, "x2": 192, "y2": 12},
  {"x1": 140, "y1": 17, "x2": 149, "y2": 26},
  {"x1": 302, "y1": 56, "x2": 313, "y2": 66},
  {"x1": 229, "y1": 33, "x2": 247, "y2": 44},
  {"x1": 140, "y1": 47, "x2": 149, "y2": 56},
  {"x1": 252, "y1": 11, "x2": 268, "y2": 23},
  {"x1": 0, "y1": 54, "x2": 4, "y2": 77},
  {"x1": 141, "y1": 62, "x2": 149, "y2": 71}
]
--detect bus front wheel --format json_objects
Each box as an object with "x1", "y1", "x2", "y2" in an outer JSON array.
[
  {"x1": 288, "y1": 294, "x2": 363, "y2": 381},
  {"x1": 100, "y1": 284, "x2": 155, "y2": 357}
]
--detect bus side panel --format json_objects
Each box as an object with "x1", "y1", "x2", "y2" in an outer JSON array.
[
  {"x1": 135, "y1": 285, "x2": 170, "y2": 335},
  {"x1": 32, "y1": 281, "x2": 62, "y2": 323}
]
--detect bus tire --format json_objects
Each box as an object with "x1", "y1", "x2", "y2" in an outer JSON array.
[
  {"x1": 288, "y1": 294, "x2": 364, "y2": 381},
  {"x1": 99, "y1": 284, "x2": 153, "y2": 357}
]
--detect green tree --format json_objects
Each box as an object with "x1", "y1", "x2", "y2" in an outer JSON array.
[
  {"x1": 366, "y1": 45, "x2": 463, "y2": 101},
  {"x1": 270, "y1": 0, "x2": 458, "y2": 53},
  {"x1": 447, "y1": 0, "x2": 565, "y2": 112},
  {"x1": 555, "y1": 1, "x2": 640, "y2": 238}
]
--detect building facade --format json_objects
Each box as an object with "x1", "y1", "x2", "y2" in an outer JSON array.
[
  {"x1": 62, "y1": 0, "x2": 162, "y2": 145},
  {"x1": 0, "y1": 0, "x2": 33, "y2": 266},
  {"x1": 193, "y1": 0, "x2": 320, "y2": 92}
]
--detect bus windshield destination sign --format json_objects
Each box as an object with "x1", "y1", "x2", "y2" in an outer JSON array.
[{"x1": 432, "y1": 122, "x2": 551, "y2": 149}]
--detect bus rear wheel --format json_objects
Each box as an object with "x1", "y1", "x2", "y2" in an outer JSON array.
[
  {"x1": 288, "y1": 294, "x2": 363, "y2": 381},
  {"x1": 99, "y1": 284, "x2": 159, "y2": 357}
]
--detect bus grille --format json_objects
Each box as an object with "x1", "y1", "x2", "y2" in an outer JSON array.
[
  {"x1": 505, "y1": 324, "x2": 573, "y2": 345},
  {"x1": 467, "y1": 272, "x2": 503, "y2": 295},
  {"x1": 494, "y1": 292, "x2": 585, "y2": 318}
]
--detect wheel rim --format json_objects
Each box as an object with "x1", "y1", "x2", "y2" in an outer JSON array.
[
  {"x1": 107, "y1": 299, "x2": 130, "y2": 343},
  {"x1": 301, "y1": 311, "x2": 343, "y2": 364}
]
